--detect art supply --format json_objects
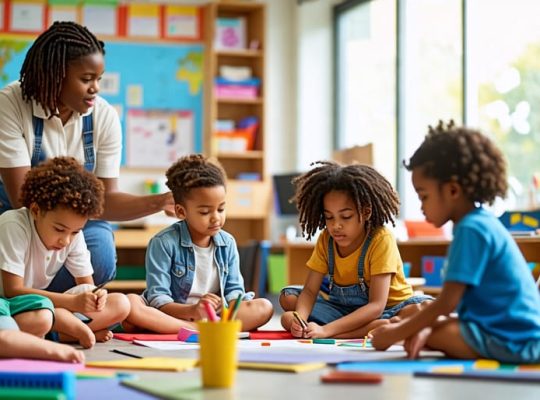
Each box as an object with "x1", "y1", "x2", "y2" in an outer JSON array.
[
  {"x1": 203, "y1": 301, "x2": 219, "y2": 322},
  {"x1": 313, "y1": 338, "x2": 336, "y2": 345},
  {"x1": 414, "y1": 370, "x2": 540, "y2": 383},
  {"x1": 198, "y1": 320, "x2": 241, "y2": 388},
  {"x1": 177, "y1": 327, "x2": 199, "y2": 342},
  {"x1": 292, "y1": 311, "x2": 308, "y2": 330},
  {"x1": 229, "y1": 293, "x2": 243, "y2": 320},
  {"x1": 321, "y1": 371, "x2": 383, "y2": 384},
  {"x1": 86, "y1": 358, "x2": 197, "y2": 372},
  {"x1": 363, "y1": 336, "x2": 368, "y2": 348},
  {"x1": 0, "y1": 371, "x2": 76, "y2": 400},
  {"x1": 261, "y1": 342, "x2": 271, "y2": 346},
  {"x1": 92, "y1": 282, "x2": 107, "y2": 293},
  {"x1": 110, "y1": 349, "x2": 143, "y2": 359},
  {"x1": 222, "y1": 304, "x2": 230, "y2": 321}
]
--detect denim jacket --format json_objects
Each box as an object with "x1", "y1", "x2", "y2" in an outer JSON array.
[{"x1": 142, "y1": 220, "x2": 254, "y2": 309}]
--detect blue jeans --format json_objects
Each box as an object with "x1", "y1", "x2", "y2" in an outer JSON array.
[{"x1": 46, "y1": 220, "x2": 117, "y2": 292}]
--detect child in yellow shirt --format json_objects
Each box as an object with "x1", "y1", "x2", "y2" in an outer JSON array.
[{"x1": 280, "y1": 161, "x2": 431, "y2": 338}]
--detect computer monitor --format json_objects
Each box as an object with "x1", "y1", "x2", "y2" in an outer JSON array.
[{"x1": 272, "y1": 173, "x2": 299, "y2": 216}]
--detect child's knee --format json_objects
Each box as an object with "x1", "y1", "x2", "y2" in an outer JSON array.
[
  {"x1": 279, "y1": 292, "x2": 297, "y2": 311},
  {"x1": 21, "y1": 309, "x2": 53, "y2": 336},
  {"x1": 255, "y1": 298, "x2": 274, "y2": 321},
  {"x1": 108, "y1": 293, "x2": 131, "y2": 319}
]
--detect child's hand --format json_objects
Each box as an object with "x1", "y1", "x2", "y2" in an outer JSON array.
[
  {"x1": 304, "y1": 322, "x2": 326, "y2": 339},
  {"x1": 289, "y1": 316, "x2": 305, "y2": 338},
  {"x1": 404, "y1": 327, "x2": 431, "y2": 359},
  {"x1": 200, "y1": 293, "x2": 221, "y2": 310},
  {"x1": 370, "y1": 323, "x2": 401, "y2": 350},
  {"x1": 73, "y1": 292, "x2": 100, "y2": 313},
  {"x1": 94, "y1": 289, "x2": 107, "y2": 311},
  {"x1": 192, "y1": 294, "x2": 221, "y2": 320}
]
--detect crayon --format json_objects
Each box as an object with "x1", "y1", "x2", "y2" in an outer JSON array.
[{"x1": 229, "y1": 293, "x2": 243, "y2": 321}]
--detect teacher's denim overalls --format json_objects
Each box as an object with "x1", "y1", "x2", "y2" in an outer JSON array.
[
  {"x1": 0, "y1": 114, "x2": 116, "y2": 292},
  {"x1": 282, "y1": 235, "x2": 432, "y2": 324}
]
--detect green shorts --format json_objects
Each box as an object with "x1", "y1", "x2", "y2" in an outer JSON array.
[{"x1": 0, "y1": 294, "x2": 54, "y2": 318}]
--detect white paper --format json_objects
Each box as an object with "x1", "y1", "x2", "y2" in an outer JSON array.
[
  {"x1": 82, "y1": 5, "x2": 116, "y2": 36},
  {"x1": 49, "y1": 7, "x2": 77, "y2": 26},
  {"x1": 167, "y1": 15, "x2": 197, "y2": 38},
  {"x1": 128, "y1": 16, "x2": 159, "y2": 38},
  {"x1": 10, "y1": 2, "x2": 44, "y2": 32},
  {"x1": 99, "y1": 72, "x2": 120, "y2": 96},
  {"x1": 133, "y1": 340, "x2": 199, "y2": 351}
]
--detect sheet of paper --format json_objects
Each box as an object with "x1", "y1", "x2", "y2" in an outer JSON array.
[
  {"x1": 132, "y1": 340, "x2": 199, "y2": 351},
  {"x1": 86, "y1": 357, "x2": 197, "y2": 372},
  {"x1": 10, "y1": 1, "x2": 44, "y2": 32}
]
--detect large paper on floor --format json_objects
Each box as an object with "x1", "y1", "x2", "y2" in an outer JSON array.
[
  {"x1": 239, "y1": 350, "x2": 405, "y2": 364},
  {"x1": 86, "y1": 357, "x2": 197, "y2": 372},
  {"x1": 338, "y1": 359, "x2": 476, "y2": 373},
  {"x1": 238, "y1": 361, "x2": 326, "y2": 373},
  {"x1": 122, "y1": 378, "x2": 205, "y2": 400},
  {"x1": 0, "y1": 359, "x2": 85, "y2": 372},
  {"x1": 248, "y1": 330, "x2": 294, "y2": 340},
  {"x1": 78, "y1": 379, "x2": 156, "y2": 400}
]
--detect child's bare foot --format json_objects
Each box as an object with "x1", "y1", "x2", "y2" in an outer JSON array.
[
  {"x1": 45, "y1": 342, "x2": 86, "y2": 363},
  {"x1": 94, "y1": 329, "x2": 113, "y2": 342},
  {"x1": 57, "y1": 320, "x2": 95, "y2": 349}
]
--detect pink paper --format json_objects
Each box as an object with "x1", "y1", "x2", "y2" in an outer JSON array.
[{"x1": 0, "y1": 358, "x2": 85, "y2": 372}]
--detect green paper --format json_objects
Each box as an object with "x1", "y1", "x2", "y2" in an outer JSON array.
[{"x1": 122, "y1": 378, "x2": 207, "y2": 400}]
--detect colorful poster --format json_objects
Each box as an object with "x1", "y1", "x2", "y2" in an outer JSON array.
[{"x1": 126, "y1": 109, "x2": 194, "y2": 168}]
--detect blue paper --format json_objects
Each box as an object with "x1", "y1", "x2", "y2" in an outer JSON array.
[
  {"x1": 77, "y1": 379, "x2": 156, "y2": 400},
  {"x1": 337, "y1": 359, "x2": 475, "y2": 373}
]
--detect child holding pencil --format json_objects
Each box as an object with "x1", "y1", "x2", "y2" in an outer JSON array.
[
  {"x1": 371, "y1": 121, "x2": 540, "y2": 363},
  {"x1": 280, "y1": 161, "x2": 432, "y2": 339},
  {"x1": 124, "y1": 154, "x2": 273, "y2": 332},
  {"x1": 0, "y1": 157, "x2": 130, "y2": 348}
]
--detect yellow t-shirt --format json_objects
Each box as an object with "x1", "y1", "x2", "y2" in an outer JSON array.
[{"x1": 306, "y1": 227, "x2": 412, "y2": 306}]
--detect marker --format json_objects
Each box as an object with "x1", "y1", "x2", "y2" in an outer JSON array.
[
  {"x1": 110, "y1": 349, "x2": 143, "y2": 359},
  {"x1": 261, "y1": 342, "x2": 271, "y2": 346},
  {"x1": 313, "y1": 338, "x2": 336, "y2": 345},
  {"x1": 92, "y1": 282, "x2": 107, "y2": 293},
  {"x1": 203, "y1": 301, "x2": 219, "y2": 322},
  {"x1": 292, "y1": 311, "x2": 308, "y2": 330}
]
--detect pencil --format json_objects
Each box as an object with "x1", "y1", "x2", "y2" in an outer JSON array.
[
  {"x1": 110, "y1": 349, "x2": 143, "y2": 359},
  {"x1": 292, "y1": 311, "x2": 308, "y2": 330},
  {"x1": 229, "y1": 293, "x2": 243, "y2": 321},
  {"x1": 92, "y1": 282, "x2": 107, "y2": 293}
]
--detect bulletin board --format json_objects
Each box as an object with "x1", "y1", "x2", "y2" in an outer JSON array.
[{"x1": 0, "y1": 0, "x2": 204, "y2": 168}]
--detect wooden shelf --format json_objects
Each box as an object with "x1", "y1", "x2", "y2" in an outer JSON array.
[
  {"x1": 217, "y1": 150, "x2": 264, "y2": 159},
  {"x1": 217, "y1": 49, "x2": 262, "y2": 58},
  {"x1": 204, "y1": 2, "x2": 269, "y2": 241},
  {"x1": 217, "y1": 97, "x2": 263, "y2": 105}
]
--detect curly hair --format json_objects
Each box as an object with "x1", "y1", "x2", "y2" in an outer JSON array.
[
  {"x1": 20, "y1": 21, "x2": 105, "y2": 116},
  {"x1": 166, "y1": 154, "x2": 226, "y2": 204},
  {"x1": 20, "y1": 157, "x2": 104, "y2": 217},
  {"x1": 292, "y1": 161, "x2": 400, "y2": 240},
  {"x1": 404, "y1": 120, "x2": 508, "y2": 205}
]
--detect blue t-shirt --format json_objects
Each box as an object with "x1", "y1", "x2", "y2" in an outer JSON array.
[{"x1": 445, "y1": 207, "x2": 540, "y2": 344}]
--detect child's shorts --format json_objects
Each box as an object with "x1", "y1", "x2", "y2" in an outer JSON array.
[
  {"x1": 460, "y1": 320, "x2": 540, "y2": 364},
  {"x1": 0, "y1": 294, "x2": 54, "y2": 329},
  {"x1": 380, "y1": 294, "x2": 434, "y2": 319}
]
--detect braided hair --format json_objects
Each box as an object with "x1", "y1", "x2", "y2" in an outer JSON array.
[
  {"x1": 20, "y1": 156, "x2": 104, "y2": 217},
  {"x1": 166, "y1": 154, "x2": 227, "y2": 204},
  {"x1": 20, "y1": 21, "x2": 105, "y2": 116},
  {"x1": 293, "y1": 161, "x2": 400, "y2": 240},
  {"x1": 404, "y1": 120, "x2": 508, "y2": 205}
]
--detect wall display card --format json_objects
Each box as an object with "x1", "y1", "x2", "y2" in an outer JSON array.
[
  {"x1": 215, "y1": 17, "x2": 246, "y2": 50},
  {"x1": 127, "y1": 109, "x2": 194, "y2": 168},
  {"x1": 10, "y1": 0, "x2": 45, "y2": 33},
  {"x1": 165, "y1": 5, "x2": 199, "y2": 39},
  {"x1": 127, "y1": 3, "x2": 160, "y2": 38},
  {"x1": 48, "y1": 5, "x2": 78, "y2": 26},
  {"x1": 82, "y1": 3, "x2": 117, "y2": 36}
]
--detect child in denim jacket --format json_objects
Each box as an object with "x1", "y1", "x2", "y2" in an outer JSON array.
[{"x1": 124, "y1": 154, "x2": 273, "y2": 332}]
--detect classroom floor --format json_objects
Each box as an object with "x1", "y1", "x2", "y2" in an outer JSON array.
[{"x1": 76, "y1": 299, "x2": 540, "y2": 400}]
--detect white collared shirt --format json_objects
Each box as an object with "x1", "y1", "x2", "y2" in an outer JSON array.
[
  {"x1": 0, "y1": 208, "x2": 93, "y2": 295},
  {"x1": 0, "y1": 81, "x2": 121, "y2": 178}
]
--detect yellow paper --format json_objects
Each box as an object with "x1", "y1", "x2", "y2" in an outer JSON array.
[
  {"x1": 474, "y1": 359, "x2": 500, "y2": 370},
  {"x1": 86, "y1": 357, "x2": 197, "y2": 372},
  {"x1": 129, "y1": 4, "x2": 159, "y2": 18},
  {"x1": 238, "y1": 362, "x2": 326, "y2": 373}
]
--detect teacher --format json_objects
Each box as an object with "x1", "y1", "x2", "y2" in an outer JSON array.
[{"x1": 0, "y1": 21, "x2": 174, "y2": 292}]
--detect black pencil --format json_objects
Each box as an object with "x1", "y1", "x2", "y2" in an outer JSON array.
[
  {"x1": 92, "y1": 282, "x2": 107, "y2": 293},
  {"x1": 110, "y1": 349, "x2": 143, "y2": 359}
]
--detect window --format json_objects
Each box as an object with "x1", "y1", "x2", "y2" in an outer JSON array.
[{"x1": 335, "y1": 0, "x2": 540, "y2": 218}]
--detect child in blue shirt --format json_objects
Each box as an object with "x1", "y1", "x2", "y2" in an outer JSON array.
[
  {"x1": 371, "y1": 121, "x2": 540, "y2": 363},
  {"x1": 124, "y1": 154, "x2": 273, "y2": 332}
]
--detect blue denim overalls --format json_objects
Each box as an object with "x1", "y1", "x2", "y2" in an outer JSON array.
[{"x1": 0, "y1": 114, "x2": 116, "y2": 292}]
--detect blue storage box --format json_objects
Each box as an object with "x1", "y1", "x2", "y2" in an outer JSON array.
[{"x1": 421, "y1": 256, "x2": 446, "y2": 287}]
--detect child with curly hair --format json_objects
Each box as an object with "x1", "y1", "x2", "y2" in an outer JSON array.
[
  {"x1": 124, "y1": 154, "x2": 273, "y2": 332},
  {"x1": 280, "y1": 162, "x2": 431, "y2": 339},
  {"x1": 0, "y1": 157, "x2": 130, "y2": 348},
  {"x1": 371, "y1": 121, "x2": 540, "y2": 363}
]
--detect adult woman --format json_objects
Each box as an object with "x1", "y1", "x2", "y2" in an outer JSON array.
[{"x1": 0, "y1": 21, "x2": 173, "y2": 292}]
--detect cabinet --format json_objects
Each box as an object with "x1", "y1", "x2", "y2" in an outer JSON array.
[{"x1": 203, "y1": 1, "x2": 270, "y2": 244}]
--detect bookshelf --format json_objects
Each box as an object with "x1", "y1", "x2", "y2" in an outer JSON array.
[{"x1": 203, "y1": 1, "x2": 270, "y2": 244}]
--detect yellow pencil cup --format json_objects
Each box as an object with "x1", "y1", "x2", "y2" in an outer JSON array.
[{"x1": 198, "y1": 320, "x2": 241, "y2": 388}]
